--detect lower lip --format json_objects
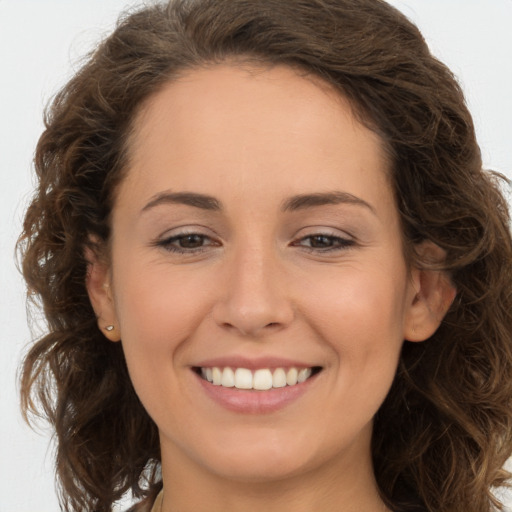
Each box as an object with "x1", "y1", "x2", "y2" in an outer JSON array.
[{"x1": 194, "y1": 371, "x2": 317, "y2": 414}]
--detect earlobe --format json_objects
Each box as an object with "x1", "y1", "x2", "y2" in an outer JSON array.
[
  {"x1": 403, "y1": 242, "x2": 457, "y2": 342},
  {"x1": 84, "y1": 243, "x2": 121, "y2": 342}
]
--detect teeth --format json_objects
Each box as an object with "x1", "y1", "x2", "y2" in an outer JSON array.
[
  {"x1": 212, "y1": 367, "x2": 222, "y2": 386},
  {"x1": 253, "y1": 369, "x2": 273, "y2": 390},
  {"x1": 286, "y1": 367, "x2": 298, "y2": 386},
  {"x1": 200, "y1": 366, "x2": 315, "y2": 390},
  {"x1": 221, "y1": 367, "x2": 235, "y2": 387},
  {"x1": 272, "y1": 368, "x2": 287, "y2": 388},
  {"x1": 297, "y1": 368, "x2": 312, "y2": 383},
  {"x1": 234, "y1": 368, "x2": 253, "y2": 389}
]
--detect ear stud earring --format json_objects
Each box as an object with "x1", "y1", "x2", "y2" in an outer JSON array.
[{"x1": 105, "y1": 325, "x2": 115, "y2": 332}]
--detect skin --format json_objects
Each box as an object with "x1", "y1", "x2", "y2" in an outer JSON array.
[{"x1": 87, "y1": 64, "x2": 454, "y2": 512}]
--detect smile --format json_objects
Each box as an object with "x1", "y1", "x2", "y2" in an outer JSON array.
[{"x1": 198, "y1": 366, "x2": 319, "y2": 390}]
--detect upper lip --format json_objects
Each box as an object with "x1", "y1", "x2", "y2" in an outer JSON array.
[{"x1": 193, "y1": 356, "x2": 320, "y2": 370}]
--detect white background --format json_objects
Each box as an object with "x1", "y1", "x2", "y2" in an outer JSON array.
[{"x1": 1, "y1": 1, "x2": 511, "y2": 510}]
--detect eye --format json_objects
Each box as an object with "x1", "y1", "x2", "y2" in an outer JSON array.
[
  {"x1": 293, "y1": 233, "x2": 355, "y2": 252},
  {"x1": 173, "y1": 234, "x2": 207, "y2": 249},
  {"x1": 155, "y1": 232, "x2": 219, "y2": 254}
]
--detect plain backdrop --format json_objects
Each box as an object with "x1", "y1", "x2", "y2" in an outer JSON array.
[{"x1": 1, "y1": 1, "x2": 511, "y2": 511}]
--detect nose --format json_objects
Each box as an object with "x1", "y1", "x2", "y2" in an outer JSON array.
[{"x1": 212, "y1": 244, "x2": 295, "y2": 337}]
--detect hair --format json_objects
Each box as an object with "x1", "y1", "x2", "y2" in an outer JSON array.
[{"x1": 18, "y1": 0, "x2": 512, "y2": 511}]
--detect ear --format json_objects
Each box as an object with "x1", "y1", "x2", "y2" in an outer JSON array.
[
  {"x1": 84, "y1": 241, "x2": 121, "y2": 342},
  {"x1": 403, "y1": 241, "x2": 457, "y2": 342}
]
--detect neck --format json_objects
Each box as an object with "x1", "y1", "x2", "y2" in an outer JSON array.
[{"x1": 159, "y1": 436, "x2": 390, "y2": 512}]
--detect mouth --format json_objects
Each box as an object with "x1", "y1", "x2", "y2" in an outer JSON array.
[{"x1": 194, "y1": 366, "x2": 322, "y2": 390}]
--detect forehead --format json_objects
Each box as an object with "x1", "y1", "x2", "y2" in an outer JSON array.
[{"x1": 119, "y1": 63, "x2": 393, "y2": 216}]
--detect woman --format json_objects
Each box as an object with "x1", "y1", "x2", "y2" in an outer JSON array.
[{"x1": 18, "y1": 0, "x2": 512, "y2": 511}]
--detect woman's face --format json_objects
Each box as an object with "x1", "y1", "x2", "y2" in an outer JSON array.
[{"x1": 91, "y1": 64, "x2": 430, "y2": 484}]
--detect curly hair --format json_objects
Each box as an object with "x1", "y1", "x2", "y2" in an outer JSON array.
[{"x1": 18, "y1": 0, "x2": 512, "y2": 511}]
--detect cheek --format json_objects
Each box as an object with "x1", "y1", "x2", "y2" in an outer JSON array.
[
  {"x1": 301, "y1": 263, "x2": 408, "y2": 342},
  {"x1": 112, "y1": 259, "x2": 214, "y2": 367},
  {"x1": 300, "y1": 264, "x2": 408, "y2": 393},
  {"x1": 111, "y1": 262, "x2": 216, "y2": 421}
]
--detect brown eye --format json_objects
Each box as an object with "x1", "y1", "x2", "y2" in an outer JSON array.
[
  {"x1": 308, "y1": 235, "x2": 336, "y2": 248},
  {"x1": 294, "y1": 233, "x2": 355, "y2": 252},
  {"x1": 155, "y1": 232, "x2": 218, "y2": 254},
  {"x1": 178, "y1": 234, "x2": 206, "y2": 248}
]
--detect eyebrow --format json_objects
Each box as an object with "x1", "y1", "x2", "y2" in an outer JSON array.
[
  {"x1": 141, "y1": 190, "x2": 375, "y2": 215},
  {"x1": 281, "y1": 191, "x2": 376, "y2": 215},
  {"x1": 142, "y1": 191, "x2": 222, "y2": 213}
]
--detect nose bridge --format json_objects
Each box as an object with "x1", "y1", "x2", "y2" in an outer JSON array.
[{"x1": 214, "y1": 237, "x2": 293, "y2": 336}]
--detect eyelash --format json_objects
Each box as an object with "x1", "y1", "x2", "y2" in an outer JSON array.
[
  {"x1": 292, "y1": 233, "x2": 355, "y2": 252},
  {"x1": 155, "y1": 232, "x2": 355, "y2": 254},
  {"x1": 155, "y1": 233, "x2": 217, "y2": 254}
]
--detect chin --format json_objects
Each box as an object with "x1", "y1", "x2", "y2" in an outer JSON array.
[{"x1": 192, "y1": 428, "x2": 322, "y2": 483}]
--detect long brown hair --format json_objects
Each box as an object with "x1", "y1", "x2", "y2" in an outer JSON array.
[{"x1": 18, "y1": 1, "x2": 512, "y2": 511}]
